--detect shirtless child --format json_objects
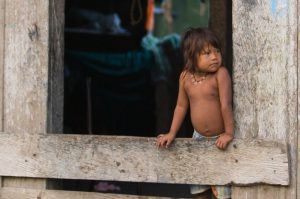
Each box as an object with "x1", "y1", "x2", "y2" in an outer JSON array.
[{"x1": 156, "y1": 28, "x2": 234, "y2": 199}]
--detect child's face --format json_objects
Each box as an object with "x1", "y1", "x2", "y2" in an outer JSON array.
[{"x1": 197, "y1": 44, "x2": 222, "y2": 73}]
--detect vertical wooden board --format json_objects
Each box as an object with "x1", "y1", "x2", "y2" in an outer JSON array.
[
  {"x1": 2, "y1": 0, "x2": 51, "y2": 190},
  {"x1": 233, "y1": 185, "x2": 287, "y2": 199},
  {"x1": 256, "y1": 185, "x2": 287, "y2": 198},
  {"x1": 209, "y1": 0, "x2": 227, "y2": 48},
  {"x1": 0, "y1": 0, "x2": 5, "y2": 189},
  {"x1": 47, "y1": 0, "x2": 64, "y2": 133},
  {"x1": 232, "y1": 186, "x2": 258, "y2": 199},
  {"x1": 298, "y1": 1, "x2": 300, "y2": 198},
  {"x1": 232, "y1": 1, "x2": 298, "y2": 199},
  {"x1": 2, "y1": 178, "x2": 46, "y2": 189},
  {"x1": 209, "y1": 0, "x2": 231, "y2": 69},
  {"x1": 47, "y1": 5, "x2": 64, "y2": 193},
  {"x1": 0, "y1": 0, "x2": 4, "y2": 131},
  {"x1": 4, "y1": 0, "x2": 49, "y2": 134}
]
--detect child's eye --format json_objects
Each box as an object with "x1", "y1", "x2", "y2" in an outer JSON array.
[{"x1": 201, "y1": 51, "x2": 210, "y2": 55}]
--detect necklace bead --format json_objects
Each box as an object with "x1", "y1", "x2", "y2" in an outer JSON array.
[{"x1": 191, "y1": 73, "x2": 206, "y2": 85}]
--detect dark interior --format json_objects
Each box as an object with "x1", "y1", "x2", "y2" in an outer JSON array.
[
  {"x1": 63, "y1": 0, "x2": 195, "y2": 137},
  {"x1": 60, "y1": 0, "x2": 232, "y2": 197}
]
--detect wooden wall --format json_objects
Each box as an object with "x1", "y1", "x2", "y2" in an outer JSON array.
[
  {"x1": 232, "y1": 1, "x2": 298, "y2": 198},
  {"x1": 0, "y1": 0, "x2": 297, "y2": 198}
]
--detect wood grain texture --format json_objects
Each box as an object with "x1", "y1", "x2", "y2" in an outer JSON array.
[
  {"x1": 0, "y1": 0, "x2": 4, "y2": 132},
  {"x1": 232, "y1": 1, "x2": 298, "y2": 198},
  {"x1": 4, "y1": 0, "x2": 49, "y2": 134},
  {"x1": 0, "y1": 187, "x2": 173, "y2": 199},
  {"x1": 297, "y1": 1, "x2": 300, "y2": 199},
  {"x1": 47, "y1": 0, "x2": 64, "y2": 134},
  {"x1": 2, "y1": 0, "x2": 61, "y2": 190},
  {"x1": 0, "y1": 0, "x2": 5, "y2": 189},
  {"x1": 0, "y1": 133, "x2": 289, "y2": 185}
]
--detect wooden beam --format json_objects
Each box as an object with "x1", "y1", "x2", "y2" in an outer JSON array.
[
  {"x1": 0, "y1": 133, "x2": 289, "y2": 185},
  {"x1": 2, "y1": 0, "x2": 65, "y2": 190},
  {"x1": 0, "y1": 0, "x2": 4, "y2": 131},
  {"x1": 0, "y1": 187, "x2": 171, "y2": 199},
  {"x1": 232, "y1": 1, "x2": 298, "y2": 198},
  {"x1": 47, "y1": 0, "x2": 64, "y2": 134},
  {"x1": 0, "y1": 0, "x2": 5, "y2": 189},
  {"x1": 298, "y1": 0, "x2": 300, "y2": 198},
  {"x1": 4, "y1": 0, "x2": 50, "y2": 135},
  {"x1": 209, "y1": 0, "x2": 232, "y2": 70}
]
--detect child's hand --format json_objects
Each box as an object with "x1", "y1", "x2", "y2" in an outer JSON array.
[
  {"x1": 215, "y1": 133, "x2": 233, "y2": 150},
  {"x1": 156, "y1": 133, "x2": 175, "y2": 148}
]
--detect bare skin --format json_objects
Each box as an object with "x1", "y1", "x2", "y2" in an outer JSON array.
[{"x1": 156, "y1": 45, "x2": 234, "y2": 150}]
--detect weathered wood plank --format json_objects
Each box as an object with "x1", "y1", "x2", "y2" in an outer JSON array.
[
  {"x1": 297, "y1": 0, "x2": 300, "y2": 198},
  {"x1": 0, "y1": 0, "x2": 5, "y2": 189},
  {"x1": 4, "y1": 0, "x2": 49, "y2": 134},
  {"x1": 3, "y1": 0, "x2": 63, "y2": 190},
  {"x1": 0, "y1": 187, "x2": 172, "y2": 199},
  {"x1": 0, "y1": 0, "x2": 4, "y2": 132},
  {"x1": 232, "y1": 1, "x2": 298, "y2": 199},
  {"x1": 47, "y1": 0, "x2": 64, "y2": 134},
  {"x1": 2, "y1": 177, "x2": 46, "y2": 189},
  {"x1": 210, "y1": 0, "x2": 231, "y2": 69},
  {"x1": 0, "y1": 133, "x2": 289, "y2": 185}
]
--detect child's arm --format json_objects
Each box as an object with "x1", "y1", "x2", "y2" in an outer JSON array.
[
  {"x1": 215, "y1": 67, "x2": 234, "y2": 150},
  {"x1": 156, "y1": 72, "x2": 189, "y2": 148}
]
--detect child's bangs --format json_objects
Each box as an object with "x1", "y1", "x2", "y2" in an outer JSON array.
[
  {"x1": 195, "y1": 35, "x2": 221, "y2": 54},
  {"x1": 206, "y1": 34, "x2": 221, "y2": 50}
]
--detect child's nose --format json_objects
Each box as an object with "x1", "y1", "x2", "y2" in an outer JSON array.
[{"x1": 211, "y1": 52, "x2": 218, "y2": 59}]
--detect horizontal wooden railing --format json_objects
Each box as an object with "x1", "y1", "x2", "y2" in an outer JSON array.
[
  {"x1": 0, "y1": 187, "x2": 169, "y2": 199},
  {"x1": 0, "y1": 133, "x2": 289, "y2": 186}
]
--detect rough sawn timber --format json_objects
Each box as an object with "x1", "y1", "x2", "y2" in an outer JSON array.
[
  {"x1": 0, "y1": 187, "x2": 169, "y2": 199},
  {"x1": 0, "y1": 133, "x2": 289, "y2": 185},
  {"x1": 232, "y1": 1, "x2": 298, "y2": 198}
]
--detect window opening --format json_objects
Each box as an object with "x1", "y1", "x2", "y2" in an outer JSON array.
[
  {"x1": 58, "y1": 0, "x2": 232, "y2": 197},
  {"x1": 63, "y1": 0, "x2": 213, "y2": 137}
]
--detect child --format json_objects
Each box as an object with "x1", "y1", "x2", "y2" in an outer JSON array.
[{"x1": 156, "y1": 28, "x2": 234, "y2": 199}]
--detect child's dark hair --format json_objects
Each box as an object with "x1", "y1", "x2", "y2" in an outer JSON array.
[{"x1": 181, "y1": 27, "x2": 222, "y2": 73}]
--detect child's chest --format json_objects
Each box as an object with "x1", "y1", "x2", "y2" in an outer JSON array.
[{"x1": 184, "y1": 77, "x2": 219, "y2": 101}]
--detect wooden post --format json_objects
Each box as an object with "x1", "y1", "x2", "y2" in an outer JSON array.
[
  {"x1": 48, "y1": 0, "x2": 64, "y2": 134},
  {"x1": 0, "y1": 0, "x2": 4, "y2": 132},
  {"x1": 0, "y1": 0, "x2": 4, "y2": 190},
  {"x1": 1, "y1": 0, "x2": 64, "y2": 191},
  {"x1": 0, "y1": 0, "x2": 5, "y2": 190},
  {"x1": 209, "y1": 0, "x2": 232, "y2": 71},
  {"x1": 297, "y1": 2, "x2": 300, "y2": 199},
  {"x1": 232, "y1": 1, "x2": 298, "y2": 198}
]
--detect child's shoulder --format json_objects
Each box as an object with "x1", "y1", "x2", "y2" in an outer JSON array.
[
  {"x1": 179, "y1": 70, "x2": 191, "y2": 82},
  {"x1": 216, "y1": 66, "x2": 230, "y2": 75},
  {"x1": 216, "y1": 66, "x2": 231, "y2": 80},
  {"x1": 179, "y1": 70, "x2": 190, "y2": 79}
]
